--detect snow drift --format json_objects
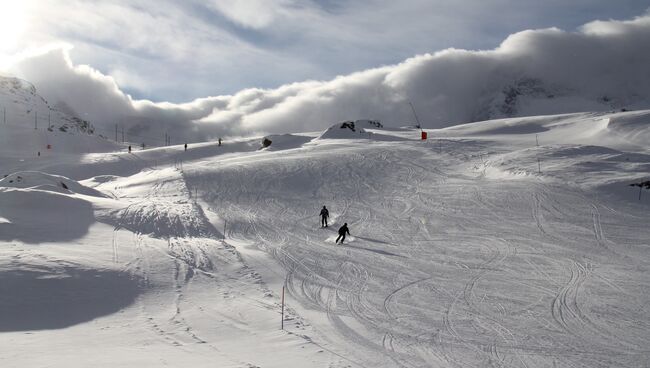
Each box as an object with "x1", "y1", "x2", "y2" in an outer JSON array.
[
  {"x1": 0, "y1": 172, "x2": 105, "y2": 243},
  {"x1": 0, "y1": 187, "x2": 94, "y2": 243},
  {"x1": 1, "y1": 171, "x2": 107, "y2": 197}
]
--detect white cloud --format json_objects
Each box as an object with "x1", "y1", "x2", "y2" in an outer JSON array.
[
  {"x1": 580, "y1": 13, "x2": 650, "y2": 35},
  {"x1": 5, "y1": 0, "x2": 649, "y2": 102},
  {"x1": 4, "y1": 14, "x2": 650, "y2": 144},
  {"x1": 207, "y1": 0, "x2": 296, "y2": 29}
]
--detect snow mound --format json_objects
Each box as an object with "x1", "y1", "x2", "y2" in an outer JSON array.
[
  {"x1": 0, "y1": 171, "x2": 107, "y2": 197},
  {"x1": 444, "y1": 114, "x2": 565, "y2": 135},
  {"x1": 0, "y1": 187, "x2": 95, "y2": 243},
  {"x1": 606, "y1": 111, "x2": 650, "y2": 146},
  {"x1": 318, "y1": 121, "x2": 369, "y2": 139},
  {"x1": 108, "y1": 200, "x2": 216, "y2": 238},
  {"x1": 259, "y1": 134, "x2": 313, "y2": 150}
]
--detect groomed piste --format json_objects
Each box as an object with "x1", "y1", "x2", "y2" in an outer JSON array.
[{"x1": 1, "y1": 110, "x2": 649, "y2": 367}]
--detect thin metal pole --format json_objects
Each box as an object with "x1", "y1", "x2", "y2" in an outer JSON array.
[
  {"x1": 223, "y1": 220, "x2": 227, "y2": 240},
  {"x1": 408, "y1": 101, "x2": 421, "y2": 130},
  {"x1": 34, "y1": 111, "x2": 37, "y2": 129},
  {"x1": 281, "y1": 286, "x2": 285, "y2": 330},
  {"x1": 536, "y1": 134, "x2": 539, "y2": 147}
]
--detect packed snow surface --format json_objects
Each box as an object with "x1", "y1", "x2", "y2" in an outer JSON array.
[{"x1": 1, "y1": 110, "x2": 649, "y2": 367}]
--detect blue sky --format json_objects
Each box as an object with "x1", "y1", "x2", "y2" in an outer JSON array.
[{"x1": 2, "y1": 0, "x2": 649, "y2": 103}]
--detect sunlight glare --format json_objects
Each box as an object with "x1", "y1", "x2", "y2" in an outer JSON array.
[{"x1": 0, "y1": 1, "x2": 27, "y2": 52}]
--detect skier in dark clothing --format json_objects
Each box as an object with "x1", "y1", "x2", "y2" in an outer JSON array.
[
  {"x1": 320, "y1": 206, "x2": 329, "y2": 227},
  {"x1": 336, "y1": 223, "x2": 350, "y2": 244}
]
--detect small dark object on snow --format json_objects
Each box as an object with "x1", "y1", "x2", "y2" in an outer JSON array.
[
  {"x1": 629, "y1": 180, "x2": 650, "y2": 200},
  {"x1": 340, "y1": 121, "x2": 356, "y2": 131},
  {"x1": 362, "y1": 119, "x2": 383, "y2": 128},
  {"x1": 61, "y1": 182, "x2": 69, "y2": 190},
  {"x1": 262, "y1": 138, "x2": 272, "y2": 148}
]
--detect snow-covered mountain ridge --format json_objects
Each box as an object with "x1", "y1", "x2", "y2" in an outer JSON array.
[
  {"x1": 0, "y1": 75, "x2": 121, "y2": 156},
  {"x1": 469, "y1": 73, "x2": 644, "y2": 124},
  {"x1": 0, "y1": 75, "x2": 96, "y2": 135}
]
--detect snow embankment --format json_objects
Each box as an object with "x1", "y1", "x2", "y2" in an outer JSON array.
[
  {"x1": 0, "y1": 172, "x2": 107, "y2": 243},
  {"x1": 606, "y1": 110, "x2": 650, "y2": 147},
  {"x1": 1, "y1": 171, "x2": 107, "y2": 197},
  {"x1": 90, "y1": 168, "x2": 221, "y2": 239},
  {"x1": 439, "y1": 110, "x2": 650, "y2": 192},
  {"x1": 441, "y1": 109, "x2": 650, "y2": 149}
]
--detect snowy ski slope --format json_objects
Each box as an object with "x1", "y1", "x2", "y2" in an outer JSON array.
[{"x1": 1, "y1": 111, "x2": 649, "y2": 367}]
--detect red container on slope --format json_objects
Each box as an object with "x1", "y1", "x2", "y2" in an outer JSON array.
[{"x1": 421, "y1": 131, "x2": 427, "y2": 140}]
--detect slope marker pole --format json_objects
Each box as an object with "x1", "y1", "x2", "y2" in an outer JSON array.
[
  {"x1": 408, "y1": 101, "x2": 421, "y2": 130},
  {"x1": 281, "y1": 286, "x2": 285, "y2": 330},
  {"x1": 223, "y1": 219, "x2": 227, "y2": 240}
]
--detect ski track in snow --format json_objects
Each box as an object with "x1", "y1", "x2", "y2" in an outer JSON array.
[
  {"x1": 183, "y1": 138, "x2": 650, "y2": 367},
  {"x1": 2, "y1": 114, "x2": 650, "y2": 367}
]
